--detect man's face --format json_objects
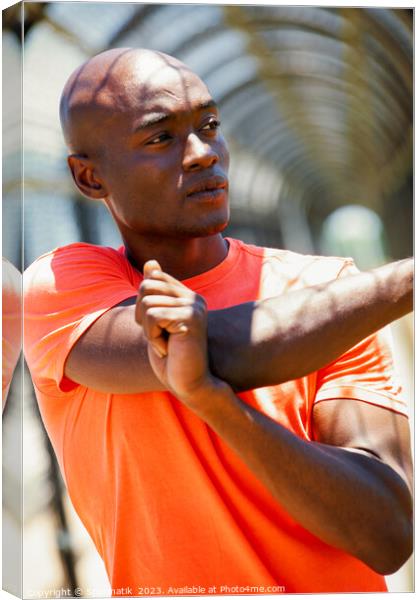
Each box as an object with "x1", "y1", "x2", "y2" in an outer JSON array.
[{"x1": 92, "y1": 58, "x2": 230, "y2": 240}]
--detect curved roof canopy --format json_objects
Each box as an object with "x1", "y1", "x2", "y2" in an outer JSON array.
[{"x1": 3, "y1": 3, "x2": 413, "y2": 257}]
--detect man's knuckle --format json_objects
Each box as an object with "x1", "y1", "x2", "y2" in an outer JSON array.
[
  {"x1": 141, "y1": 296, "x2": 154, "y2": 308},
  {"x1": 189, "y1": 303, "x2": 206, "y2": 323},
  {"x1": 146, "y1": 307, "x2": 159, "y2": 320},
  {"x1": 195, "y1": 297, "x2": 207, "y2": 313},
  {"x1": 139, "y1": 281, "x2": 151, "y2": 295},
  {"x1": 195, "y1": 293, "x2": 206, "y2": 307}
]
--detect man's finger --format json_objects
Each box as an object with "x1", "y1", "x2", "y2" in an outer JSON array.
[
  {"x1": 144, "y1": 308, "x2": 191, "y2": 358},
  {"x1": 139, "y1": 279, "x2": 190, "y2": 299},
  {"x1": 143, "y1": 259, "x2": 162, "y2": 279},
  {"x1": 137, "y1": 260, "x2": 162, "y2": 326},
  {"x1": 144, "y1": 306, "x2": 194, "y2": 339},
  {"x1": 142, "y1": 262, "x2": 190, "y2": 290},
  {"x1": 141, "y1": 296, "x2": 192, "y2": 309}
]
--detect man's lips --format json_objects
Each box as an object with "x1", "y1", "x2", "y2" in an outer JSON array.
[{"x1": 185, "y1": 176, "x2": 228, "y2": 197}]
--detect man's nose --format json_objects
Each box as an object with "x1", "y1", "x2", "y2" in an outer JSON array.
[{"x1": 182, "y1": 133, "x2": 219, "y2": 171}]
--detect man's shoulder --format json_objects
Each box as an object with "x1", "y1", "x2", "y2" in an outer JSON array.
[
  {"x1": 23, "y1": 242, "x2": 126, "y2": 293},
  {"x1": 26, "y1": 242, "x2": 123, "y2": 267},
  {"x1": 234, "y1": 238, "x2": 356, "y2": 287},
  {"x1": 25, "y1": 242, "x2": 125, "y2": 272}
]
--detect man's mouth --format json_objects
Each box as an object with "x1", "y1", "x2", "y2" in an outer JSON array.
[{"x1": 186, "y1": 176, "x2": 227, "y2": 197}]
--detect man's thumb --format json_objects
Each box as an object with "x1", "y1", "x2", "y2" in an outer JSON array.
[{"x1": 143, "y1": 259, "x2": 162, "y2": 279}]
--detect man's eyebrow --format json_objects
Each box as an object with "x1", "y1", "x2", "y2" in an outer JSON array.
[
  {"x1": 197, "y1": 99, "x2": 218, "y2": 111},
  {"x1": 132, "y1": 100, "x2": 218, "y2": 134},
  {"x1": 133, "y1": 113, "x2": 172, "y2": 134}
]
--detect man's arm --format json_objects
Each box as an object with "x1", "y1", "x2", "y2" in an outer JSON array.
[
  {"x1": 137, "y1": 262, "x2": 413, "y2": 575},
  {"x1": 208, "y1": 257, "x2": 413, "y2": 391},
  {"x1": 64, "y1": 257, "x2": 413, "y2": 394},
  {"x1": 187, "y1": 386, "x2": 412, "y2": 575}
]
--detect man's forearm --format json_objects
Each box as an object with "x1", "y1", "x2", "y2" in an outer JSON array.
[
  {"x1": 208, "y1": 258, "x2": 413, "y2": 391},
  {"x1": 188, "y1": 380, "x2": 413, "y2": 575}
]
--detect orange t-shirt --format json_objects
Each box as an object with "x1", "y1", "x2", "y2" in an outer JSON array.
[{"x1": 23, "y1": 238, "x2": 407, "y2": 594}]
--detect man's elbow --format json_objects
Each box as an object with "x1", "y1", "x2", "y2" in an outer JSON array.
[{"x1": 363, "y1": 516, "x2": 413, "y2": 575}]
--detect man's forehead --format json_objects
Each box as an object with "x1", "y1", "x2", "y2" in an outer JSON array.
[
  {"x1": 138, "y1": 85, "x2": 216, "y2": 113},
  {"x1": 113, "y1": 63, "x2": 216, "y2": 127},
  {"x1": 93, "y1": 61, "x2": 209, "y2": 119},
  {"x1": 60, "y1": 48, "x2": 213, "y2": 148},
  {"x1": 124, "y1": 63, "x2": 209, "y2": 104}
]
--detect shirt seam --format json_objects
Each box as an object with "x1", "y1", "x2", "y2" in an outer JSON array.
[{"x1": 316, "y1": 383, "x2": 406, "y2": 406}]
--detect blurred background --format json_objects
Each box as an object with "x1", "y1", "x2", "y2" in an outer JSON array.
[{"x1": 2, "y1": 2, "x2": 413, "y2": 597}]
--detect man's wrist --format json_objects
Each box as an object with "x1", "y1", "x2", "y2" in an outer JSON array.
[{"x1": 176, "y1": 375, "x2": 235, "y2": 419}]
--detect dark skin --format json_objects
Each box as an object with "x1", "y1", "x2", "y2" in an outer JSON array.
[{"x1": 61, "y1": 48, "x2": 413, "y2": 575}]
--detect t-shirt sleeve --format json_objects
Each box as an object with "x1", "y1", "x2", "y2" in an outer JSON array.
[
  {"x1": 314, "y1": 260, "x2": 408, "y2": 417},
  {"x1": 23, "y1": 244, "x2": 139, "y2": 394}
]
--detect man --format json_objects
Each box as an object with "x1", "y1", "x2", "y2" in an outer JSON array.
[{"x1": 24, "y1": 48, "x2": 413, "y2": 594}]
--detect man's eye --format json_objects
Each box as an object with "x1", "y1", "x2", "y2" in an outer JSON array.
[
  {"x1": 145, "y1": 133, "x2": 172, "y2": 145},
  {"x1": 201, "y1": 119, "x2": 221, "y2": 131}
]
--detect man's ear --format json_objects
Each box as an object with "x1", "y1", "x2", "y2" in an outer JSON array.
[{"x1": 67, "y1": 154, "x2": 108, "y2": 200}]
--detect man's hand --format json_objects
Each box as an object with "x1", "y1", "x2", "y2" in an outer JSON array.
[{"x1": 136, "y1": 260, "x2": 223, "y2": 404}]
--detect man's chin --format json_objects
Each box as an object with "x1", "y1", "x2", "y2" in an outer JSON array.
[
  {"x1": 183, "y1": 216, "x2": 230, "y2": 238},
  {"x1": 169, "y1": 206, "x2": 230, "y2": 238}
]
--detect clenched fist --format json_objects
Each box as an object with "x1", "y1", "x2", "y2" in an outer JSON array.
[{"x1": 135, "y1": 260, "x2": 222, "y2": 406}]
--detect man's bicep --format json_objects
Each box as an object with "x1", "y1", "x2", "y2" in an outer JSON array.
[
  {"x1": 312, "y1": 399, "x2": 413, "y2": 491},
  {"x1": 64, "y1": 296, "x2": 166, "y2": 394}
]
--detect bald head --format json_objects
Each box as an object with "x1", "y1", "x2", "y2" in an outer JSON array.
[
  {"x1": 60, "y1": 47, "x2": 229, "y2": 239},
  {"x1": 59, "y1": 48, "x2": 196, "y2": 155}
]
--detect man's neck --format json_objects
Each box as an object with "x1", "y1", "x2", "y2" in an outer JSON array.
[{"x1": 123, "y1": 233, "x2": 229, "y2": 280}]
